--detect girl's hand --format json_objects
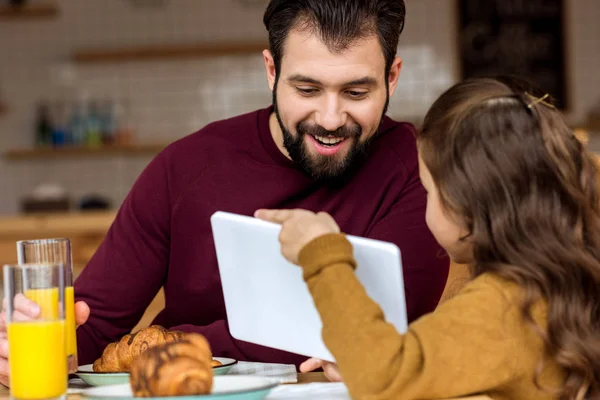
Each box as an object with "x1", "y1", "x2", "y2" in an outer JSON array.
[{"x1": 254, "y1": 209, "x2": 340, "y2": 264}]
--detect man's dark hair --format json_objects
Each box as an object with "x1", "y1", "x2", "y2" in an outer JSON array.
[{"x1": 263, "y1": 0, "x2": 406, "y2": 77}]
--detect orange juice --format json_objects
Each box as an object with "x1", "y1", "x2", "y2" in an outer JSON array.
[
  {"x1": 25, "y1": 287, "x2": 77, "y2": 357},
  {"x1": 7, "y1": 320, "x2": 67, "y2": 399},
  {"x1": 65, "y1": 286, "x2": 77, "y2": 357},
  {"x1": 24, "y1": 288, "x2": 59, "y2": 320}
]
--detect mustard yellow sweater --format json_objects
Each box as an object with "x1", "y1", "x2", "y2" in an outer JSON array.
[{"x1": 298, "y1": 234, "x2": 565, "y2": 400}]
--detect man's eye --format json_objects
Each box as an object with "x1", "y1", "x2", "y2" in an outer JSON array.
[
  {"x1": 297, "y1": 88, "x2": 318, "y2": 96},
  {"x1": 347, "y1": 91, "x2": 368, "y2": 99}
]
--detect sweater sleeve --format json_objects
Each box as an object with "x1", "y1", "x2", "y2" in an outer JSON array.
[
  {"x1": 298, "y1": 234, "x2": 526, "y2": 400},
  {"x1": 74, "y1": 148, "x2": 308, "y2": 368},
  {"x1": 74, "y1": 152, "x2": 171, "y2": 365}
]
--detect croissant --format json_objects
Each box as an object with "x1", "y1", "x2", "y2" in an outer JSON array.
[
  {"x1": 129, "y1": 333, "x2": 214, "y2": 397},
  {"x1": 93, "y1": 325, "x2": 187, "y2": 372}
]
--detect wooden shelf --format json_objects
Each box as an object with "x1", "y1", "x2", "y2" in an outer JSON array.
[
  {"x1": 0, "y1": 2, "x2": 58, "y2": 20},
  {"x1": 72, "y1": 42, "x2": 268, "y2": 63},
  {"x1": 4, "y1": 143, "x2": 167, "y2": 160}
]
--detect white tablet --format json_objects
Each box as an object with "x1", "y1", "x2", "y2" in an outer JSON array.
[{"x1": 210, "y1": 211, "x2": 407, "y2": 362}]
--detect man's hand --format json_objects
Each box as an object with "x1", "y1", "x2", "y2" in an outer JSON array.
[
  {"x1": 300, "y1": 357, "x2": 343, "y2": 382},
  {"x1": 0, "y1": 295, "x2": 90, "y2": 387}
]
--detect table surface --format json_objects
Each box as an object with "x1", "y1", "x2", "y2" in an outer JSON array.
[
  {"x1": 298, "y1": 374, "x2": 490, "y2": 399},
  {"x1": 0, "y1": 372, "x2": 491, "y2": 400}
]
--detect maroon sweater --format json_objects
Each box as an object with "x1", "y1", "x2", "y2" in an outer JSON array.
[{"x1": 74, "y1": 106, "x2": 449, "y2": 367}]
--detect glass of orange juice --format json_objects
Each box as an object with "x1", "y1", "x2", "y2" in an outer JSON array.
[
  {"x1": 16, "y1": 238, "x2": 77, "y2": 374},
  {"x1": 4, "y1": 263, "x2": 67, "y2": 400}
]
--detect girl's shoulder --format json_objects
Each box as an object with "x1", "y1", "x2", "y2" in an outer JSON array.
[
  {"x1": 456, "y1": 272, "x2": 547, "y2": 320},
  {"x1": 466, "y1": 272, "x2": 519, "y2": 293}
]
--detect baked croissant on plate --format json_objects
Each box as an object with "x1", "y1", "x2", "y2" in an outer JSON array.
[
  {"x1": 92, "y1": 325, "x2": 186, "y2": 372},
  {"x1": 129, "y1": 333, "x2": 214, "y2": 397}
]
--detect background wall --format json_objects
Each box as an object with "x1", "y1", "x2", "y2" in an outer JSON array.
[{"x1": 0, "y1": 0, "x2": 598, "y2": 215}]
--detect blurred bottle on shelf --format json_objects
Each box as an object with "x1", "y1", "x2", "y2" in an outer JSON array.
[
  {"x1": 49, "y1": 100, "x2": 69, "y2": 147},
  {"x1": 68, "y1": 100, "x2": 87, "y2": 146},
  {"x1": 34, "y1": 95, "x2": 135, "y2": 149},
  {"x1": 100, "y1": 99, "x2": 117, "y2": 145},
  {"x1": 114, "y1": 99, "x2": 135, "y2": 145},
  {"x1": 85, "y1": 101, "x2": 103, "y2": 147},
  {"x1": 35, "y1": 101, "x2": 53, "y2": 148}
]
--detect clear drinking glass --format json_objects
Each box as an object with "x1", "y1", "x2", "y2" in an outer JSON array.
[
  {"x1": 4, "y1": 263, "x2": 67, "y2": 400},
  {"x1": 16, "y1": 238, "x2": 78, "y2": 373}
]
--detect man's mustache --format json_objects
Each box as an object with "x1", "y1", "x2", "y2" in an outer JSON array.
[{"x1": 297, "y1": 121, "x2": 362, "y2": 139}]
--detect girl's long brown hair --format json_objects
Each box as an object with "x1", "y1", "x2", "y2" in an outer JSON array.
[{"x1": 418, "y1": 76, "x2": 600, "y2": 400}]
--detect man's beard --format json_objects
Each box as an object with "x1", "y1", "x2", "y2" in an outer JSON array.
[{"x1": 272, "y1": 85, "x2": 389, "y2": 182}]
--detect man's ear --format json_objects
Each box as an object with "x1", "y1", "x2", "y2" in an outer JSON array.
[
  {"x1": 387, "y1": 56, "x2": 402, "y2": 97},
  {"x1": 263, "y1": 49, "x2": 277, "y2": 92}
]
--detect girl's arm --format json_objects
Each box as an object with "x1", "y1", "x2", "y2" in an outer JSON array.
[{"x1": 299, "y1": 234, "x2": 527, "y2": 400}]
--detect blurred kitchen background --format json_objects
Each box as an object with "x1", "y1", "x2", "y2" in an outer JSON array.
[{"x1": 0, "y1": 0, "x2": 599, "y2": 265}]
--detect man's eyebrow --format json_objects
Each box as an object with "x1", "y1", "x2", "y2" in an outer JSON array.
[
  {"x1": 287, "y1": 75, "x2": 378, "y2": 86},
  {"x1": 343, "y1": 77, "x2": 378, "y2": 86},
  {"x1": 287, "y1": 74, "x2": 321, "y2": 85}
]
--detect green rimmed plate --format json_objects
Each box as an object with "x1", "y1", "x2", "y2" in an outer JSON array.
[
  {"x1": 77, "y1": 357, "x2": 237, "y2": 386},
  {"x1": 212, "y1": 357, "x2": 237, "y2": 375},
  {"x1": 81, "y1": 376, "x2": 279, "y2": 400},
  {"x1": 76, "y1": 364, "x2": 129, "y2": 387}
]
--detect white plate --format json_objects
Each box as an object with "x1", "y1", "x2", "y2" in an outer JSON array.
[
  {"x1": 76, "y1": 365, "x2": 130, "y2": 387},
  {"x1": 77, "y1": 357, "x2": 237, "y2": 386},
  {"x1": 212, "y1": 357, "x2": 237, "y2": 375},
  {"x1": 81, "y1": 376, "x2": 279, "y2": 400}
]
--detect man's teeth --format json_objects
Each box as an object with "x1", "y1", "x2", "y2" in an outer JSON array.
[{"x1": 313, "y1": 135, "x2": 345, "y2": 145}]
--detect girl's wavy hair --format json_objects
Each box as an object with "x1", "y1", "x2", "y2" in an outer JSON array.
[{"x1": 418, "y1": 76, "x2": 600, "y2": 400}]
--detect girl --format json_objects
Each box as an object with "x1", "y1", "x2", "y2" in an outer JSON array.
[{"x1": 256, "y1": 76, "x2": 600, "y2": 400}]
